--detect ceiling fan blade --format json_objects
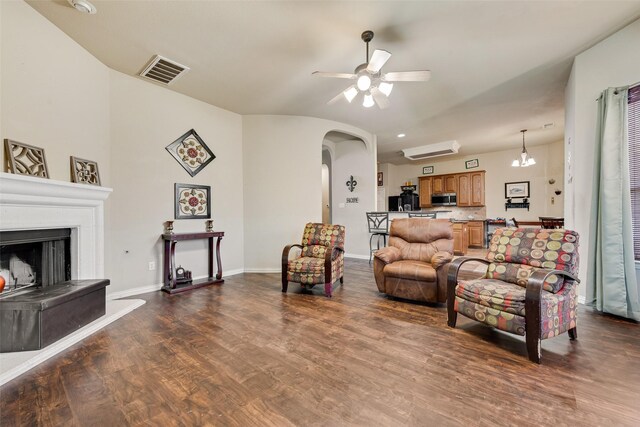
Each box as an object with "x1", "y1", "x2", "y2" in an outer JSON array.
[
  {"x1": 328, "y1": 85, "x2": 358, "y2": 105},
  {"x1": 366, "y1": 49, "x2": 391, "y2": 73},
  {"x1": 313, "y1": 71, "x2": 357, "y2": 79},
  {"x1": 383, "y1": 70, "x2": 431, "y2": 82},
  {"x1": 370, "y1": 87, "x2": 390, "y2": 109}
]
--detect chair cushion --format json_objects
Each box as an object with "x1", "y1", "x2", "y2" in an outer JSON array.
[
  {"x1": 287, "y1": 256, "x2": 343, "y2": 285},
  {"x1": 456, "y1": 278, "x2": 527, "y2": 316},
  {"x1": 383, "y1": 260, "x2": 436, "y2": 282},
  {"x1": 456, "y1": 277, "x2": 578, "y2": 339},
  {"x1": 300, "y1": 223, "x2": 345, "y2": 258},
  {"x1": 485, "y1": 228, "x2": 579, "y2": 292}
]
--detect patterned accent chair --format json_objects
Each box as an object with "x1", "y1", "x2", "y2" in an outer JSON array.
[
  {"x1": 282, "y1": 223, "x2": 345, "y2": 297},
  {"x1": 373, "y1": 218, "x2": 453, "y2": 303},
  {"x1": 447, "y1": 228, "x2": 580, "y2": 363}
]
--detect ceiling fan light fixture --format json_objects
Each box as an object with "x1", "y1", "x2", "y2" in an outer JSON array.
[
  {"x1": 357, "y1": 75, "x2": 372, "y2": 91},
  {"x1": 343, "y1": 86, "x2": 358, "y2": 103},
  {"x1": 511, "y1": 159, "x2": 520, "y2": 167},
  {"x1": 363, "y1": 93, "x2": 375, "y2": 108},
  {"x1": 378, "y1": 82, "x2": 393, "y2": 96},
  {"x1": 67, "y1": 0, "x2": 97, "y2": 14}
]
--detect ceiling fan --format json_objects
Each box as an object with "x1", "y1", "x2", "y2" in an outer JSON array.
[{"x1": 313, "y1": 30, "x2": 431, "y2": 109}]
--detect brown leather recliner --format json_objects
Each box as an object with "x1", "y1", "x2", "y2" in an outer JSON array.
[{"x1": 373, "y1": 218, "x2": 453, "y2": 303}]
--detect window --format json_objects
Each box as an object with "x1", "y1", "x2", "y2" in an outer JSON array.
[{"x1": 630, "y1": 85, "x2": 640, "y2": 261}]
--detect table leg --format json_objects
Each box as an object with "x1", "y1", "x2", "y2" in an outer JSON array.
[
  {"x1": 170, "y1": 241, "x2": 177, "y2": 289},
  {"x1": 215, "y1": 236, "x2": 223, "y2": 280},
  {"x1": 163, "y1": 240, "x2": 171, "y2": 288}
]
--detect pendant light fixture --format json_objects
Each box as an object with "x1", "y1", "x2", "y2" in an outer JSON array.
[{"x1": 511, "y1": 129, "x2": 536, "y2": 167}]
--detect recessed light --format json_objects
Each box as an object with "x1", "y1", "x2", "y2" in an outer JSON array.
[
  {"x1": 67, "y1": 0, "x2": 97, "y2": 14},
  {"x1": 397, "y1": 133, "x2": 406, "y2": 138}
]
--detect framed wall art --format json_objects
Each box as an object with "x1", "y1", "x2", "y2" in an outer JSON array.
[
  {"x1": 505, "y1": 181, "x2": 530, "y2": 199},
  {"x1": 465, "y1": 158, "x2": 479, "y2": 169},
  {"x1": 175, "y1": 183, "x2": 211, "y2": 219},
  {"x1": 166, "y1": 129, "x2": 216, "y2": 177},
  {"x1": 4, "y1": 139, "x2": 49, "y2": 178},
  {"x1": 422, "y1": 166, "x2": 434, "y2": 175},
  {"x1": 70, "y1": 156, "x2": 101, "y2": 186}
]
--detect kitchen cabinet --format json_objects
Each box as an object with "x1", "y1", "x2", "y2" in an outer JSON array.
[
  {"x1": 432, "y1": 176, "x2": 444, "y2": 194},
  {"x1": 452, "y1": 222, "x2": 469, "y2": 255},
  {"x1": 444, "y1": 175, "x2": 458, "y2": 193},
  {"x1": 418, "y1": 176, "x2": 432, "y2": 208},
  {"x1": 468, "y1": 220, "x2": 485, "y2": 248},
  {"x1": 470, "y1": 171, "x2": 485, "y2": 206},
  {"x1": 457, "y1": 174, "x2": 470, "y2": 206},
  {"x1": 418, "y1": 170, "x2": 485, "y2": 208}
]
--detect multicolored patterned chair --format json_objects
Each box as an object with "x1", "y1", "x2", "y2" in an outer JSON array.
[
  {"x1": 447, "y1": 227, "x2": 580, "y2": 363},
  {"x1": 282, "y1": 223, "x2": 345, "y2": 297}
]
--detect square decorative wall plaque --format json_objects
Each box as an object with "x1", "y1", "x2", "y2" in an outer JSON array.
[
  {"x1": 70, "y1": 156, "x2": 101, "y2": 186},
  {"x1": 166, "y1": 129, "x2": 215, "y2": 177},
  {"x1": 175, "y1": 183, "x2": 211, "y2": 219},
  {"x1": 4, "y1": 139, "x2": 49, "y2": 178}
]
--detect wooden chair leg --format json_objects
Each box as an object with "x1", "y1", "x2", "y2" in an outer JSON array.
[
  {"x1": 282, "y1": 279, "x2": 288, "y2": 293},
  {"x1": 340, "y1": 276, "x2": 344, "y2": 284},
  {"x1": 568, "y1": 326, "x2": 577, "y2": 340},
  {"x1": 526, "y1": 332, "x2": 541, "y2": 363},
  {"x1": 324, "y1": 283, "x2": 332, "y2": 298},
  {"x1": 447, "y1": 296, "x2": 457, "y2": 328}
]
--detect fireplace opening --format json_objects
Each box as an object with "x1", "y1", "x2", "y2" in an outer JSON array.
[{"x1": 0, "y1": 228, "x2": 71, "y2": 295}]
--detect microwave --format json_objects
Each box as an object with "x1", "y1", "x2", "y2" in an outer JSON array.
[{"x1": 431, "y1": 193, "x2": 457, "y2": 206}]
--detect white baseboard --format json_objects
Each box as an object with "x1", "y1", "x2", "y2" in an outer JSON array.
[
  {"x1": 345, "y1": 253, "x2": 370, "y2": 260},
  {"x1": 243, "y1": 268, "x2": 280, "y2": 273},
  {"x1": 0, "y1": 299, "x2": 145, "y2": 386},
  {"x1": 108, "y1": 283, "x2": 162, "y2": 300},
  {"x1": 108, "y1": 269, "x2": 245, "y2": 300}
]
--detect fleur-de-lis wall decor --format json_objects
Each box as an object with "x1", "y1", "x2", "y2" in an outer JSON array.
[{"x1": 346, "y1": 175, "x2": 358, "y2": 192}]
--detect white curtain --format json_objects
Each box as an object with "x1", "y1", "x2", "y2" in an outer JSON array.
[{"x1": 587, "y1": 87, "x2": 640, "y2": 321}]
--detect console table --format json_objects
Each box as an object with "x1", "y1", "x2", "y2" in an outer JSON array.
[{"x1": 161, "y1": 231, "x2": 224, "y2": 294}]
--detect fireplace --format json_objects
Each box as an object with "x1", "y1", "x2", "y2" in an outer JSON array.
[
  {"x1": 0, "y1": 172, "x2": 112, "y2": 352},
  {"x1": 0, "y1": 228, "x2": 71, "y2": 293}
]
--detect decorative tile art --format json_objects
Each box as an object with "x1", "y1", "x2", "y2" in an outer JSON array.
[
  {"x1": 166, "y1": 129, "x2": 215, "y2": 177},
  {"x1": 70, "y1": 156, "x2": 101, "y2": 186},
  {"x1": 4, "y1": 139, "x2": 49, "y2": 178},
  {"x1": 174, "y1": 183, "x2": 211, "y2": 219}
]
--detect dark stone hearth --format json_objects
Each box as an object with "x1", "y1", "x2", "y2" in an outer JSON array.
[{"x1": 0, "y1": 279, "x2": 109, "y2": 352}]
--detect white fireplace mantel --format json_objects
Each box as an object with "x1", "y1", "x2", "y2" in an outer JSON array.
[{"x1": 0, "y1": 172, "x2": 112, "y2": 279}]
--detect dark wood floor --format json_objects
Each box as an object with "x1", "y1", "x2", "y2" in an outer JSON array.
[{"x1": 2, "y1": 258, "x2": 640, "y2": 426}]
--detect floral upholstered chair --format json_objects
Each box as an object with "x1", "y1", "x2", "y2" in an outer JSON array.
[
  {"x1": 447, "y1": 227, "x2": 580, "y2": 363},
  {"x1": 282, "y1": 223, "x2": 345, "y2": 297}
]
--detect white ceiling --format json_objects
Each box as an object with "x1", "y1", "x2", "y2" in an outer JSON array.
[{"x1": 27, "y1": 1, "x2": 640, "y2": 164}]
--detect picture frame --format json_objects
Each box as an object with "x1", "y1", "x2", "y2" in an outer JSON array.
[
  {"x1": 70, "y1": 156, "x2": 101, "y2": 186},
  {"x1": 174, "y1": 183, "x2": 211, "y2": 219},
  {"x1": 505, "y1": 181, "x2": 530, "y2": 199},
  {"x1": 166, "y1": 129, "x2": 216, "y2": 177},
  {"x1": 465, "y1": 158, "x2": 479, "y2": 169},
  {"x1": 4, "y1": 139, "x2": 49, "y2": 178},
  {"x1": 422, "y1": 166, "x2": 434, "y2": 175},
  {"x1": 377, "y1": 172, "x2": 383, "y2": 186}
]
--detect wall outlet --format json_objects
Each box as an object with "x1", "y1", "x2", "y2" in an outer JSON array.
[{"x1": 148, "y1": 261, "x2": 156, "y2": 271}]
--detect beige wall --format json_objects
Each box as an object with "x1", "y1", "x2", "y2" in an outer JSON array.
[
  {"x1": 109, "y1": 70, "x2": 244, "y2": 293},
  {"x1": 565, "y1": 18, "x2": 640, "y2": 295},
  {"x1": 331, "y1": 139, "x2": 377, "y2": 258},
  {"x1": 380, "y1": 140, "x2": 564, "y2": 220},
  {"x1": 242, "y1": 116, "x2": 374, "y2": 270},
  {"x1": 1, "y1": 1, "x2": 245, "y2": 296}
]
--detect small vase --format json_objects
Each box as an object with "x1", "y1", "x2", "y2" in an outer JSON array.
[
  {"x1": 164, "y1": 220, "x2": 174, "y2": 234},
  {"x1": 205, "y1": 220, "x2": 214, "y2": 232}
]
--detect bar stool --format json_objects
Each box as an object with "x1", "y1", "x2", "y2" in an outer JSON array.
[{"x1": 366, "y1": 212, "x2": 389, "y2": 265}]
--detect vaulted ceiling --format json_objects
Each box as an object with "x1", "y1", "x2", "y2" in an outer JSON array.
[{"x1": 27, "y1": 1, "x2": 640, "y2": 163}]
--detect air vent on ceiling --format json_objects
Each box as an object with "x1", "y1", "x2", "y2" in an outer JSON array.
[
  {"x1": 402, "y1": 140, "x2": 460, "y2": 160},
  {"x1": 139, "y1": 55, "x2": 190, "y2": 85}
]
